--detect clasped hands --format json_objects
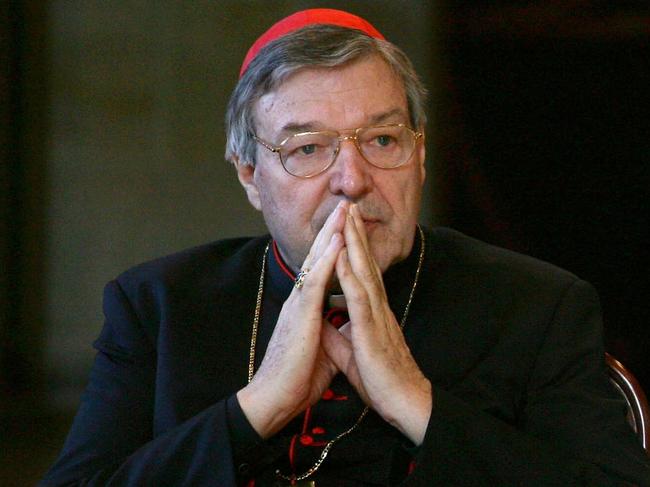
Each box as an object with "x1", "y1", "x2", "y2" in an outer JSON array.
[{"x1": 237, "y1": 201, "x2": 431, "y2": 445}]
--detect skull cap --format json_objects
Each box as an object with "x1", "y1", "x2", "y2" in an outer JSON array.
[{"x1": 239, "y1": 8, "x2": 385, "y2": 77}]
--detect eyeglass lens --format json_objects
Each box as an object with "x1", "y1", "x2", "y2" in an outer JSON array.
[{"x1": 280, "y1": 125, "x2": 416, "y2": 177}]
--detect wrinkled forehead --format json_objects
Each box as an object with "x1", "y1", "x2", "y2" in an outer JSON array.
[{"x1": 252, "y1": 56, "x2": 409, "y2": 136}]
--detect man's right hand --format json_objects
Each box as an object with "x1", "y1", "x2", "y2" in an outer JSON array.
[{"x1": 236, "y1": 201, "x2": 348, "y2": 439}]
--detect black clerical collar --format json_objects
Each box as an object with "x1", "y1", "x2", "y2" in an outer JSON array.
[{"x1": 267, "y1": 229, "x2": 423, "y2": 314}]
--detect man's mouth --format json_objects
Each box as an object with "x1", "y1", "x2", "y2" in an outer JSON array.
[{"x1": 360, "y1": 217, "x2": 380, "y2": 232}]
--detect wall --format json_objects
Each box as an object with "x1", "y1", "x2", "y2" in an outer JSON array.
[{"x1": 41, "y1": 0, "x2": 439, "y2": 409}]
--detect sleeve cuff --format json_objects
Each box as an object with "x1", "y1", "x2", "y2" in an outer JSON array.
[
  {"x1": 226, "y1": 394, "x2": 284, "y2": 481},
  {"x1": 226, "y1": 393, "x2": 264, "y2": 455}
]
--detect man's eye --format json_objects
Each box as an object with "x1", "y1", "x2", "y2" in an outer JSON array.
[
  {"x1": 299, "y1": 144, "x2": 317, "y2": 155},
  {"x1": 375, "y1": 135, "x2": 394, "y2": 147}
]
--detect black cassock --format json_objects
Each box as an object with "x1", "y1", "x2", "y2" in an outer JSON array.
[{"x1": 42, "y1": 227, "x2": 650, "y2": 486}]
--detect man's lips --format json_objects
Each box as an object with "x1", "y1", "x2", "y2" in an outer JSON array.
[
  {"x1": 360, "y1": 216, "x2": 380, "y2": 223},
  {"x1": 360, "y1": 217, "x2": 380, "y2": 231}
]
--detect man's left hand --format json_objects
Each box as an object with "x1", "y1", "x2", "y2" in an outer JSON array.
[{"x1": 322, "y1": 204, "x2": 432, "y2": 445}]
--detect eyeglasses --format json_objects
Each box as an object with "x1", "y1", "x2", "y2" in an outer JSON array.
[{"x1": 253, "y1": 123, "x2": 423, "y2": 178}]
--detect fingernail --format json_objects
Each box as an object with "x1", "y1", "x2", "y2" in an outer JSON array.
[{"x1": 337, "y1": 201, "x2": 349, "y2": 216}]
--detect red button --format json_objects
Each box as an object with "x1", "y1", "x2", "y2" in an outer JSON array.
[{"x1": 299, "y1": 434, "x2": 313, "y2": 445}]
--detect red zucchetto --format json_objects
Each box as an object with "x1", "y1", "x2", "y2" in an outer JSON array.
[{"x1": 239, "y1": 8, "x2": 385, "y2": 77}]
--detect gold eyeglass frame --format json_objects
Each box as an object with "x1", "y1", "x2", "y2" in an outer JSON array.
[{"x1": 253, "y1": 123, "x2": 423, "y2": 178}]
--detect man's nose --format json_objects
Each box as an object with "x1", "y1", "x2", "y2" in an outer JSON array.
[{"x1": 327, "y1": 137, "x2": 372, "y2": 198}]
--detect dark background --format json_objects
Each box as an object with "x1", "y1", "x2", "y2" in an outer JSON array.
[
  {"x1": 2, "y1": 1, "x2": 648, "y2": 484},
  {"x1": 435, "y1": 0, "x2": 649, "y2": 389}
]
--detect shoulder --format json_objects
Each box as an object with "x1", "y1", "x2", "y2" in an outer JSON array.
[
  {"x1": 116, "y1": 236, "x2": 268, "y2": 287},
  {"x1": 428, "y1": 227, "x2": 578, "y2": 279},
  {"x1": 423, "y1": 226, "x2": 588, "y2": 299},
  {"x1": 417, "y1": 228, "x2": 602, "y2": 353},
  {"x1": 100, "y1": 236, "x2": 271, "y2": 344},
  {"x1": 108, "y1": 236, "x2": 270, "y2": 319}
]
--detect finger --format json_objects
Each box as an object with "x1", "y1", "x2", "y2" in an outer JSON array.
[
  {"x1": 321, "y1": 323, "x2": 366, "y2": 402},
  {"x1": 344, "y1": 208, "x2": 372, "y2": 277},
  {"x1": 303, "y1": 200, "x2": 349, "y2": 269},
  {"x1": 353, "y1": 205, "x2": 384, "y2": 279},
  {"x1": 347, "y1": 205, "x2": 383, "y2": 279},
  {"x1": 338, "y1": 321, "x2": 352, "y2": 341},
  {"x1": 335, "y1": 248, "x2": 376, "y2": 335},
  {"x1": 343, "y1": 210, "x2": 386, "y2": 307},
  {"x1": 350, "y1": 203, "x2": 373, "y2": 260},
  {"x1": 321, "y1": 322, "x2": 352, "y2": 371},
  {"x1": 294, "y1": 231, "x2": 344, "y2": 300},
  {"x1": 277, "y1": 231, "x2": 344, "y2": 340},
  {"x1": 349, "y1": 204, "x2": 383, "y2": 282}
]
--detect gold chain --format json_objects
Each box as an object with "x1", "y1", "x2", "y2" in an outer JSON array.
[
  {"x1": 247, "y1": 241, "x2": 270, "y2": 383},
  {"x1": 247, "y1": 226, "x2": 426, "y2": 483}
]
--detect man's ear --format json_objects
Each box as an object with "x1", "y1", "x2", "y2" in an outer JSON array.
[{"x1": 234, "y1": 158, "x2": 262, "y2": 211}]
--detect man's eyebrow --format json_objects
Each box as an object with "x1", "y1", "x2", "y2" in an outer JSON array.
[
  {"x1": 277, "y1": 108, "x2": 410, "y2": 137},
  {"x1": 368, "y1": 108, "x2": 409, "y2": 125},
  {"x1": 279, "y1": 122, "x2": 325, "y2": 134}
]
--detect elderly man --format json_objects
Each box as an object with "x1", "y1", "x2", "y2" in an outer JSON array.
[{"x1": 42, "y1": 9, "x2": 649, "y2": 486}]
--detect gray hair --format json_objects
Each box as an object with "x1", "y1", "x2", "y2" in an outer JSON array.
[{"x1": 225, "y1": 24, "x2": 428, "y2": 166}]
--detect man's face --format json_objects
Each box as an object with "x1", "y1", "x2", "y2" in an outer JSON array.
[{"x1": 237, "y1": 55, "x2": 426, "y2": 272}]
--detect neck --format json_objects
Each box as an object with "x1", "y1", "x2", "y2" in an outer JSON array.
[{"x1": 272, "y1": 241, "x2": 298, "y2": 279}]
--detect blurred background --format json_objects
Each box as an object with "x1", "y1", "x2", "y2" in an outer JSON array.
[{"x1": 1, "y1": 1, "x2": 648, "y2": 484}]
